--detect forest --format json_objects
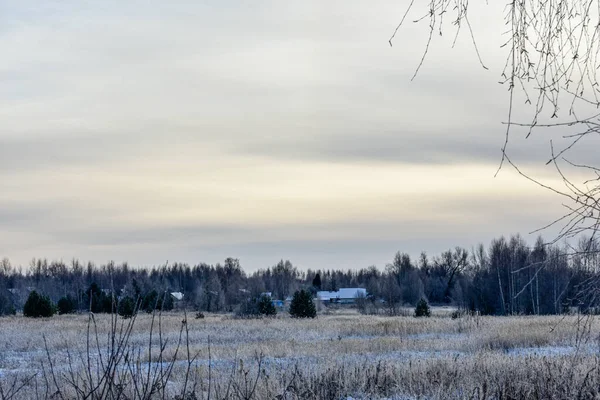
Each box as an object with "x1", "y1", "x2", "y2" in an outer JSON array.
[{"x1": 1, "y1": 233, "x2": 599, "y2": 317}]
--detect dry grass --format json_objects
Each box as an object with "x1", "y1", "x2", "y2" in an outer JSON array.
[{"x1": 0, "y1": 310, "x2": 598, "y2": 399}]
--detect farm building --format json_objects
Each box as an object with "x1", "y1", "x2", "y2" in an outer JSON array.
[{"x1": 317, "y1": 288, "x2": 367, "y2": 304}]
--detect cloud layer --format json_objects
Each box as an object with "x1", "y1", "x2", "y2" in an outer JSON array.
[{"x1": 0, "y1": 1, "x2": 572, "y2": 270}]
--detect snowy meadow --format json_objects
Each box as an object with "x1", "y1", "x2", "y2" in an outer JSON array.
[{"x1": 0, "y1": 309, "x2": 599, "y2": 399}]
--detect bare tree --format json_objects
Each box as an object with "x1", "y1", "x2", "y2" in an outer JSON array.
[
  {"x1": 390, "y1": 0, "x2": 600, "y2": 248},
  {"x1": 433, "y1": 247, "x2": 469, "y2": 303}
]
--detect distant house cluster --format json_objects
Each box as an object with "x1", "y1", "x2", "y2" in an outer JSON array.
[
  {"x1": 316, "y1": 288, "x2": 367, "y2": 304},
  {"x1": 262, "y1": 288, "x2": 367, "y2": 307}
]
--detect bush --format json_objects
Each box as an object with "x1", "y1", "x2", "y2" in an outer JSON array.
[
  {"x1": 118, "y1": 296, "x2": 137, "y2": 318},
  {"x1": 414, "y1": 298, "x2": 431, "y2": 318},
  {"x1": 289, "y1": 289, "x2": 317, "y2": 318},
  {"x1": 258, "y1": 294, "x2": 277, "y2": 316},
  {"x1": 23, "y1": 291, "x2": 55, "y2": 318},
  {"x1": 57, "y1": 295, "x2": 77, "y2": 315}
]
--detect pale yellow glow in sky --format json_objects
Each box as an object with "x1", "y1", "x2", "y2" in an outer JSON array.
[{"x1": 0, "y1": 0, "x2": 576, "y2": 269}]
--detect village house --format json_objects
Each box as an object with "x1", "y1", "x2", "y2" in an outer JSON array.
[
  {"x1": 316, "y1": 288, "x2": 367, "y2": 304},
  {"x1": 261, "y1": 292, "x2": 284, "y2": 308},
  {"x1": 170, "y1": 292, "x2": 184, "y2": 301}
]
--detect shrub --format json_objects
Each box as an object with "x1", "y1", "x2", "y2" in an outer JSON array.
[
  {"x1": 118, "y1": 296, "x2": 137, "y2": 318},
  {"x1": 414, "y1": 298, "x2": 431, "y2": 318},
  {"x1": 258, "y1": 294, "x2": 277, "y2": 316},
  {"x1": 57, "y1": 295, "x2": 77, "y2": 315},
  {"x1": 289, "y1": 289, "x2": 317, "y2": 318},
  {"x1": 23, "y1": 291, "x2": 55, "y2": 318}
]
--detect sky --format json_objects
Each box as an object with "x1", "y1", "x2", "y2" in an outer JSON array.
[{"x1": 0, "y1": 1, "x2": 576, "y2": 271}]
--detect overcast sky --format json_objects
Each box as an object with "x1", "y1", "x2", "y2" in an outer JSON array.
[{"x1": 0, "y1": 1, "x2": 572, "y2": 271}]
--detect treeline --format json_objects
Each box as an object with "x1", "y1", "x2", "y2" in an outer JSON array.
[{"x1": 1, "y1": 233, "x2": 599, "y2": 316}]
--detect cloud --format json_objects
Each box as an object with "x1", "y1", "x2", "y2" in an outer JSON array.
[{"x1": 0, "y1": 0, "x2": 584, "y2": 269}]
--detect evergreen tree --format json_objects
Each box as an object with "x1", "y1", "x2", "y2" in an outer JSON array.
[
  {"x1": 289, "y1": 289, "x2": 316, "y2": 318},
  {"x1": 86, "y1": 282, "x2": 113, "y2": 313},
  {"x1": 142, "y1": 290, "x2": 173, "y2": 313},
  {"x1": 327, "y1": 277, "x2": 338, "y2": 292},
  {"x1": 312, "y1": 273, "x2": 322, "y2": 290},
  {"x1": 23, "y1": 291, "x2": 55, "y2": 318},
  {"x1": 258, "y1": 294, "x2": 276, "y2": 316},
  {"x1": 414, "y1": 298, "x2": 431, "y2": 318},
  {"x1": 57, "y1": 295, "x2": 77, "y2": 315},
  {"x1": 118, "y1": 296, "x2": 136, "y2": 318},
  {"x1": 162, "y1": 292, "x2": 174, "y2": 311},
  {"x1": 142, "y1": 290, "x2": 159, "y2": 313}
]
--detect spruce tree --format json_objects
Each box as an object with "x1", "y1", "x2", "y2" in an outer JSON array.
[
  {"x1": 23, "y1": 291, "x2": 55, "y2": 318},
  {"x1": 258, "y1": 294, "x2": 276, "y2": 316},
  {"x1": 414, "y1": 298, "x2": 431, "y2": 318},
  {"x1": 289, "y1": 289, "x2": 316, "y2": 318},
  {"x1": 57, "y1": 295, "x2": 77, "y2": 315},
  {"x1": 118, "y1": 296, "x2": 136, "y2": 319},
  {"x1": 312, "y1": 273, "x2": 322, "y2": 290}
]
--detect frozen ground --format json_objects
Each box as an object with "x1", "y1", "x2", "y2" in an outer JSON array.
[{"x1": 0, "y1": 310, "x2": 598, "y2": 398}]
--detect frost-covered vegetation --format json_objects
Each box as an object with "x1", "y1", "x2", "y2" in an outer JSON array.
[
  {"x1": 0, "y1": 310, "x2": 599, "y2": 399},
  {"x1": 1, "y1": 234, "x2": 600, "y2": 397}
]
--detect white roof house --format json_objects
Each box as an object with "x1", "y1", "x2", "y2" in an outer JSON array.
[
  {"x1": 317, "y1": 288, "x2": 367, "y2": 303},
  {"x1": 170, "y1": 292, "x2": 184, "y2": 301}
]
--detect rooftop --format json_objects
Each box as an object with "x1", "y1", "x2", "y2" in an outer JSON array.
[{"x1": 317, "y1": 288, "x2": 367, "y2": 301}]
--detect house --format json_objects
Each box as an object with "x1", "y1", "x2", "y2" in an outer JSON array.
[
  {"x1": 170, "y1": 292, "x2": 184, "y2": 301},
  {"x1": 272, "y1": 299, "x2": 284, "y2": 308},
  {"x1": 260, "y1": 292, "x2": 284, "y2": 308},
  {"x1": 317, "y1": 288, "x2": 367, "y2": 304}
]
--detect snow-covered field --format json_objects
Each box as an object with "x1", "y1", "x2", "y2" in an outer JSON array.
[{"x1": 0, "y1": 309, "x2": 598, "y2": 399}]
